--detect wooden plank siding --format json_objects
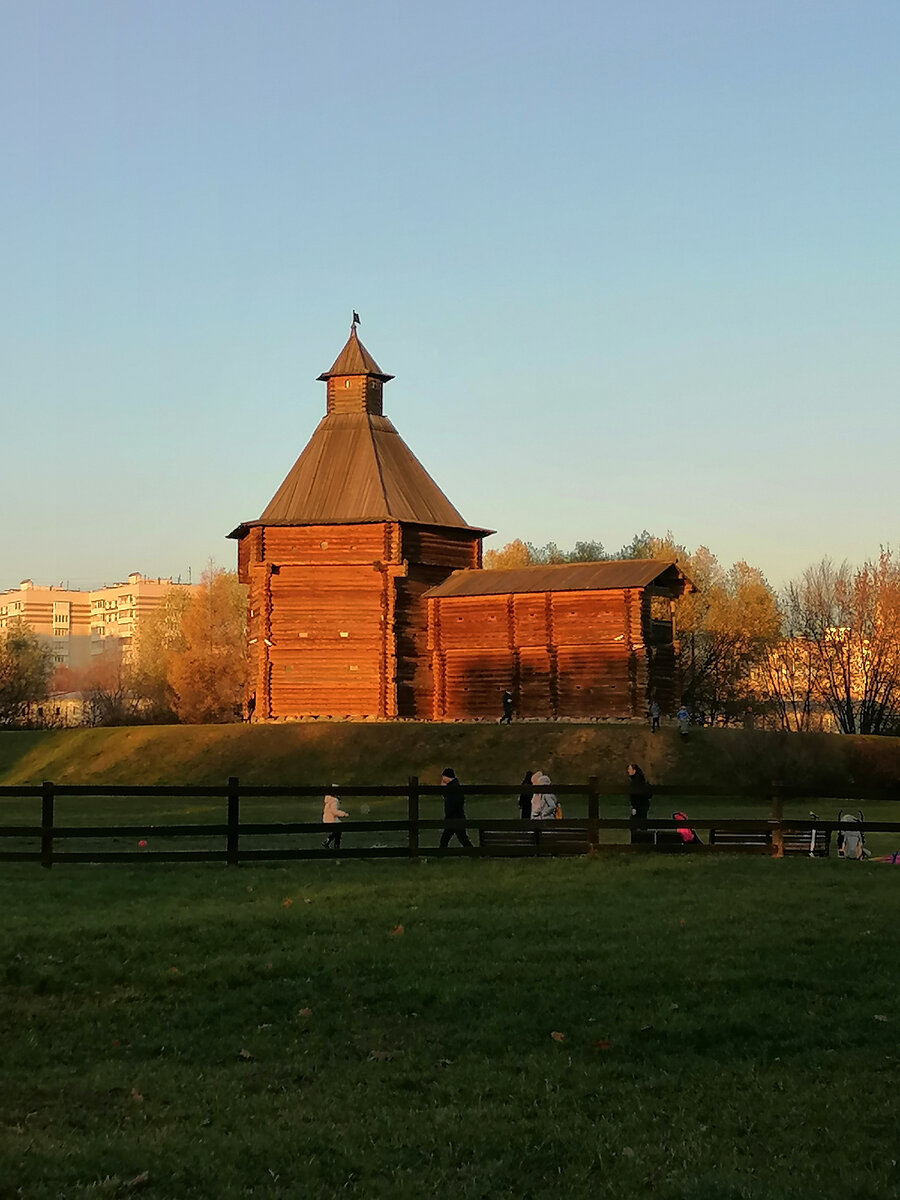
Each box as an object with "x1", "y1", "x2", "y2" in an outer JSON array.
[
  {"x1": 236, "y1": 520, "x2": 483, "y2": 720},
  {"x1": 428, "y1": 585, "x2": 680, "y2": 720}
]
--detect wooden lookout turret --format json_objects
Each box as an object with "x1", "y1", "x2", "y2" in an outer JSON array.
[{"x1": 228, "y1": 324, "x2": 492, "y2": 720}]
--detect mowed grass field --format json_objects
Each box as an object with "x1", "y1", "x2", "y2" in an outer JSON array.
[{"x1": 2, "y1": 855, "x2": 899, "y2": 1200}]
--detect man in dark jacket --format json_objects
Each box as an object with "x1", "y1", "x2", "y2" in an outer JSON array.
[{"x1": 439, "y1": 767, "x2": 473, "y2": 848}]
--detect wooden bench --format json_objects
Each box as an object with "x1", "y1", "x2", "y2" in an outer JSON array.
[
  {"x1": 709, "y1": 829, "x2": 771, "y2": 852},
  {"x1": 709, "y1": 828, "x2": 831, "y2": 856},
  {"x1": 783, "y1": 828, "x2": 831, "y2": 857},
  {"x1": 479, "y1": 827, "x2": 590, "y2": 856},
  {"x1": 631, "y1": 828, "x2": 699, "y2": 852}
]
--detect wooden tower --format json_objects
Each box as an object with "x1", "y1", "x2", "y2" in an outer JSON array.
[{"x1": 228, "y1": 324, "x2": 491, "y2": 719}]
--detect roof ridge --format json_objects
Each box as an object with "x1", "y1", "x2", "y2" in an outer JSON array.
[{"x1": 366, "y1": 411, "x2": 390, "y2": 515}]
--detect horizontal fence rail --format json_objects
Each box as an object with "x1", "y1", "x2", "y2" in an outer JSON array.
[{"x1": 0, "y1": 776, "x2": 897, "y2": 867}]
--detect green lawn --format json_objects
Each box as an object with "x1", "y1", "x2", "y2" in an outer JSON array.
[{"x1": 2, "y1": 856, "x2": 899, "y2": 1199}]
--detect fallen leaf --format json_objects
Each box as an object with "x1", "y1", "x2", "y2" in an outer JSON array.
[
  {"x1": 678, "y1": 919, "x2": 685, "y2": 929},
  {"x1": 639, "y1": 1025, "x2": 654, "y2": 1033},
  {"x1": 130, "y1": 1088, "x2": 143, "y2": 1103},
  {"x1": 670, "y1": 1003, "x2": 679, "y2": 1011},
  {"x1": 265, "y1": 962, "x2": 273, "y2": 970},
  {"x1": 298, "y1": 1007, "x2": 312, "y2": 1018},
  {"x1": 390, "y1": 924, "x2": 404, "y2": 936},
  {"x1": 168, "y1": 967, "x2": 178, "y2": 975},
  {"x1": 593, "y1": 1039, "x2": 611, "y2": 1051},
  {"x1": 368, "y1": 1049, "x2": 397, "y2": 1061},
  {"x1": 622, "y1": 1147, "x2": 634, "y2": 1158},
  {"x1": 282, "y1": 898, "x2": 293, "y2": 908},
  {"x1": 438, "y1": 1058, "x2": 453, "y2": 1068},
  {"x1": 127, "y1": 1171, "x2": 150, "y2": 1188},
  {"x1": 238, "y1": 1048, "x2": 254, "y2": 1060},
  {"x1": 551, "y1": 1031, "x2": 566, "y2": 1042},
  {"x1": 875, "y1": 1014, "x2": 888, "y2": 1022},
  {"x1": 304, "y1": 898, "x2": 312, "y2": 904}
]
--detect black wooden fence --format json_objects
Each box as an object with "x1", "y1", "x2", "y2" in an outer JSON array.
[{"x1": 0, "y1": 778, "x2": 899, "y2": 867}]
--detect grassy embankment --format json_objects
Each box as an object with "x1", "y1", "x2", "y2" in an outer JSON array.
[
  {"x1": 3, "y1": 721, "x2": 900, "y2": 791},
  {"x1": 2, "y1": 854, "x2": 899, "y2": 1199}
]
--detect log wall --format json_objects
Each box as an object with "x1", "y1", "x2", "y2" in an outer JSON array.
[
  {"x1": 428, "y1": 586, "x2": 678, "y2": 720},
  {"x1": 236, "y1": 520, "x2": 483, "y2": 720}
]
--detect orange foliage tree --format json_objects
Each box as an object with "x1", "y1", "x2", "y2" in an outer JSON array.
[{"x1": 167, "y1": 568, "x2": 247, "y2": 724}]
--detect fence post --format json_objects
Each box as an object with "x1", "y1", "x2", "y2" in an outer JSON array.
[
  {"x1": 770, "y1": 783, "x2": 784, "y2": 859},
  {"x1": 41, "y1": 780, "x2": 54, "y2": 870},
  {"x1": 226, "y1": 776, "x2": 240, "y2": 867},
  {"x1": 408, "y1": 775, "x2": 420, "y2": 859},
  {"x1": 588, "y1": 775, "x2": 600, "y2": 852}
]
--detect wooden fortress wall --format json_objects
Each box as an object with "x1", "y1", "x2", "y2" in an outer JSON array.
[
  {"x1": 427, "y1": 587, "x2": 678, "y2": 720},
  {"x1": 237, "y1": 522, "x2": 481, "y2": 719}
]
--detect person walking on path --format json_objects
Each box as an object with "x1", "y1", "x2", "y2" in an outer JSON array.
[
  {"x1": 322, "y1": 785, "x2": 349, "y2": 850},
  {"x1": 518, "y1": 769, "x2": 535, "y2": 822},
  {"x1": 676, "y1": 704, "x2": 691, "y2": 737},
  {"x1": 440, "y1": 768, "x2": 473, "y2": 848},
  {"x1": 628, "y1": 758, "x2": 652, "y2": 844},
  {"x1": 649, "y1": 699, "x2": 660, "y2": 733},
  {"x1": 500, "y1": 689, "x2": 514, "y2": 724},
  {"x1": 531, "y1": 772, "x2": 559, "y2": 820}
]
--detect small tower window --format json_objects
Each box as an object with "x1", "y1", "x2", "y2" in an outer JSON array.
[{"x1": 344, "y1": 379, "x2": 351, "y2": 389}]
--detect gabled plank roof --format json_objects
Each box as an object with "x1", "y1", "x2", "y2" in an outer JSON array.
[
  {"x1": 424, "y1": 560, "x2": 693, "y2": 598},
  {"x1": 230, "y1": 412, "x2": 491, "y2": 534}
]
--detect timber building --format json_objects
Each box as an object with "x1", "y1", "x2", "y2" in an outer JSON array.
[
  {"x1": 229, "y1": 326, "x2": 692, "y2": 721},
  {"x1": 228, "y1": 327, "x2": 491, "y2": 719}
]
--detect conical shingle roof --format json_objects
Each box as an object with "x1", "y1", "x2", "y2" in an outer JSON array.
[
  {"x1": 228, "y1": 327, "x2": 491, "y2": 537},
  {"x1": 317, "y1": 327, "x2": 393, "y2": 382},
  {"x1": 253, "y1": 412, "x2": 487, "y2": 530}
]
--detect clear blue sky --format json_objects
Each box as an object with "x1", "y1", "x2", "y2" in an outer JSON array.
[{"x1": 2, "y1": 0, "x2": 898, "y2": 591}]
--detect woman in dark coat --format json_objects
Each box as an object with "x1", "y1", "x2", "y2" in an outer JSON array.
[
  {"x1": 518, "y1": 770, "x2": 535, "y2": 822},
  {"x1": 627, "y1": 763, "x2": 653, "y2": 844}
]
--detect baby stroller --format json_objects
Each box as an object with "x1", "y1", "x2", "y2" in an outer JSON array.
[
  {"x1": 837, "y1": 810, "x2": 869, "y2": 860},
  {"x1": 673, "y1": 811, "x2": 703, "y2": 846}
]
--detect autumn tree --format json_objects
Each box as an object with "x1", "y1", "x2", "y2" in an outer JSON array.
[
  {"x1": 759, "y1": 613, "x2": 824, "y2": 732},
  {"x1": 0, "y1": 620, "x2": 54, "y2": 726},
  {"x1": 80, "y1": 640, "x2": 143, "y2": 727},
  {"x1": 167, "y1": 568, "x2": 247, "y2": 723},
  {"x1": 784, "y1": 553, "x2": 900, "y2": 735},
  {"x1": 483, "y1": 539, "x2": 534, "y2": 570},
  {"x1": 130, "y1": 587, "x2": 193, "y2": 720},
  {"x1": 615, "y1": 533, "x2": 780, "y2": 721}
]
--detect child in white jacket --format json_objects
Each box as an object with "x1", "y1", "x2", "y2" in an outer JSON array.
[{"x1": 322, "y1": 786, "x2": 349, "y2": 850}]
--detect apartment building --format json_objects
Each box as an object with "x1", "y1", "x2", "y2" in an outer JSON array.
[{"x1": 0, "y1": 573, "x2": 196, "y2": 669}]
